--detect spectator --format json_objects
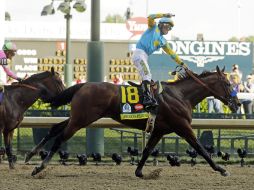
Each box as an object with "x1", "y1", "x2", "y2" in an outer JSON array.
[
  {"x1": 229, "y1": 73, "x2": 243, "y2": 114},
  {"x1": 207, "y1": 97, "x2": 223, "y2": 114},
  {"x1": 112, "y1": 74, "x2": 123, "y2": 85},
  {"x1": 231, "y1": 64, "x2": 243, "y2": 82},
  {"x1": 76, "y1": 76, "x2": 82, "y2": 84},
  {"x1": 241, "y1": 75, "x2": 254, "y2": 118}
]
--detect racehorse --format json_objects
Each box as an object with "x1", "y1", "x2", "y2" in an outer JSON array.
[
  {"x1": 0, "y1": 67, "x2": 65, "y2": 169},
  {"x1": 28, "y1": 66, "x2": 240, "y2": 177}
]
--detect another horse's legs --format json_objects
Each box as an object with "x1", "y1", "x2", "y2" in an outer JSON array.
[
  {"x1": 3, "y1": 129, "x2": 15, "y2": 169},
  {"x1": 31, "y1": 123, "x2": 80, "y2": 176},
  {"x1": 176, "y1": 126, "x2": 229, "y2": 176},
  {"x1": 25, "y1": 119, "x2": 69, "y2": 163},
  {"x1": 135, "y1": 130, "x2": 163, "y2": 178}
]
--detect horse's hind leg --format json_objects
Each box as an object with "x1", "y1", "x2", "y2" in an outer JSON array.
[
  {"x1": 3, "y1": 129, "x2": 15, "y2": 169},
  {"x1": 176, "y1": 125, "x2": 229, "y2": 176},
  {"x1": 25, "y1": 119, "x2": 69, "y2": 163},
  {"x1": 31, "y1": 121, "x2": 81, "y2": 176},
  {"x1": 135, "y1": 130, "x2": 163, "y2": 178}
]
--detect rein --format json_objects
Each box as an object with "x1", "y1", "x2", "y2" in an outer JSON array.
[
  {"x1": 184, "y1": 68, "x2": 229, "y2": 103},
  {"x1": 13, "y1": 83, "x2": 39, "y2": 91}
]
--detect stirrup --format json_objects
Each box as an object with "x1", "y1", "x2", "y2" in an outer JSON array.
[
  {"x1": 145, "y1": 113, "x2": 156, "y2": 133},
  {"x1": 143, "y1": 96, "x2": 154, "y2": 106},
  {"x1": 143, "y1": 97, "x2": 158, "y2": 107}
]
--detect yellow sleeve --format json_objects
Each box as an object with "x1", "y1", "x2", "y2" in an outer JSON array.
[
  {"x1": 162, "y1": 43, "x2": 183, "y2": 65},
  {"x1": 147, "y1": 13, "x2": 168, "y2": 29}
]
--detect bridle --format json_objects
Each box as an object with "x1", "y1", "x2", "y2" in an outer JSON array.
[{"x1": 184, "y1": 68, "x2": 237, "y2": 106}]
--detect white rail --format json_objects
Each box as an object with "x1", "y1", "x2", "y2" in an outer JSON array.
[{"x1": 20, "y1": 117, "x2": 254, "y2": 130}]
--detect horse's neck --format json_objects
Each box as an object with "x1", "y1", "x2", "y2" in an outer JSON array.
[
  {"x1": 178, "y1": 79, "x2": 212, "y2": 107},
  {"x1": 7, "y1": 86, "x2": 40, "y2": 110}
]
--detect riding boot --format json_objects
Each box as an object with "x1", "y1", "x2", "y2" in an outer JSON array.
[{"x1": 141, "y1": 80, "x2": 158, "y2": 108}]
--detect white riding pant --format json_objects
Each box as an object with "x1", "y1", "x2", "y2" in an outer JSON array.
[{"x1": 131, "y1": 49, "x2": 152, "y2": 82}]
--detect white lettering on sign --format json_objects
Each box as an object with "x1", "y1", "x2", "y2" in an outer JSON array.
[
  {"x1": 17, "y1": 49, "x2": 37, "y2": 56},
  {"x1": 166, "y1": 41, "x2": 251, "y2": 67},
  {"x1": 127, "y1": 21, "x2": 147, "y2": 32},
  {"x1": 126, "y1": 17, "x2": 147, "y2": 39},
  {"x1": 15, "y1": 65, "x2": 38, "y2": 71},
  {"x1": 23, "y1": 57, "x2": 38, "y2": 64},
  {"x1": 169, "y1": 41, "x2": 251, "y2": 56}
]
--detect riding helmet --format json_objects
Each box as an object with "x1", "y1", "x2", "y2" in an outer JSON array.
[{"x1": 2, "y1": 41, "x2": 17, "y2": 52}]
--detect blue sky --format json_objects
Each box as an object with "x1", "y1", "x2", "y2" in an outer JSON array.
[{"x1": 4, "y1": 0, "x2": 254, "y2": 40}]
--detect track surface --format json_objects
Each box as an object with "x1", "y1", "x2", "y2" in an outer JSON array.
[{"x1": 0, "y1": 162, "x2": 253, "y2": 190}]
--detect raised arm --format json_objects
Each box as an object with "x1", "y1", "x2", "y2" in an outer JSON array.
[
  {"x1": 147, "y1": 13, "x2": 174, "y2": 28},
  {"x1": 162, "y1": 43, "x2": 183, "y2": 65}
]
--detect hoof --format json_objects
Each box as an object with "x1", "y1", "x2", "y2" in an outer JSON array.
[
  {"x1": 25, "y1": 152, "x2": 33, "y2": 163},
  {"x1": 31, "y1": 165, "x2": 45, "y2": 176},
  {"x1": 9, "y1": 163, "x2": 15, "y2": 169},
  {"x1": 135, "y1": 170, "x2": 143, "y2": 178},
  {"x1": 221, "y1": 170, "x2": 230, "y2": 177}
]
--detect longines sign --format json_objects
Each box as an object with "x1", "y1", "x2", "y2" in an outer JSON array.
[
  {"x1": 149, "y1": 40, "x2": 253, "y2": 81},
  {"x1": 168, "y1": 41, "x2": 251, "y2": 67}
]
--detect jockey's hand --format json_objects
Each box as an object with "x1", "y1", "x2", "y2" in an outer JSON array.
[
  {"x1": 164, "y1": 13, "x2": 175, "y2": 18},
  {"x1": 181, "y1": 62, "x2": 188, "y2": 70},
  {"x1": 17, "y1": 77, "x2": 23, "y2": 83}
]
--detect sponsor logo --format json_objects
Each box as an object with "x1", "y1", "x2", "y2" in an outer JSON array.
[
  {"x1": 120, "y1": 112, "x2": 149, "y2": 120},
  {"x1": 122, "y1": 103, "x2": 131, "y2": 113},
  {"x1": 134, "y1": 104, "x2": 144, "y2": 111},
  {"x1": 180, "y1": 56, "x2": 224, "y2": 67},
  {"x1": 155, "y1": 41, "x2": 251, "y2": 67},
  {"x1": 126, "y1": 17, "x2": 147, "y2": 39}
]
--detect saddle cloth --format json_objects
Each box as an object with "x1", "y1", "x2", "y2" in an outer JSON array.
[
  {"x1": 119, "y1": 81, "x2": 163, "y2": 120},
  {"x1": 120, "y1": 85, "x2": 149, "y2": 120}
]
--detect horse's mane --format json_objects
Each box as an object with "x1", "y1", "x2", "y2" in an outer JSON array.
[
  {"x1": 23, "y1": 71, "x2": 52, "y2": 83},
  {"x1": 4, "y1": 71, "x2": 52, "y2": 90},
  {"x1": 162, "y1": 70, "x2": 214, "y2": 85}
]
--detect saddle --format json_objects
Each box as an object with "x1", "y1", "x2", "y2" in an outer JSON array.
[{"x1": 128, "y1": 80, "x2": 162, "y2": 112}]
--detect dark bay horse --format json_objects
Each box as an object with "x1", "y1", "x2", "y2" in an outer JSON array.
[
  {"x1": 0, "y1": 67, "x2": 65, "y2": 169},
  {"x1": 29, "y1": 66, "x2": 240, "y2": 177}
]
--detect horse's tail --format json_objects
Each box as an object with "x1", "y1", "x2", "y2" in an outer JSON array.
[{"x1": 50, "y1": 83, "x2": 85, "y2": 108}]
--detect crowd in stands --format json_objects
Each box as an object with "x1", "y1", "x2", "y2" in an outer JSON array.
[{"x1": 208, "y1": 64, "x2": 254, "y2": 117}]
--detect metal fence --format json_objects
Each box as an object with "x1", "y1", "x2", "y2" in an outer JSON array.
[
  {"x1": 1, "y1": 110, "x2": 254, "y2": 157},
  {"x1": 1, "y1": 127, "x2": 254, "y2": 158}
]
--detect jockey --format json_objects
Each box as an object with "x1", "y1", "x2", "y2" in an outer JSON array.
[
  {"x1": 131, "y1": 13, "x2": 188, "y2": 108},
  {"x1": 0, "y1": 41, "x2": 22, "y2": 87}
]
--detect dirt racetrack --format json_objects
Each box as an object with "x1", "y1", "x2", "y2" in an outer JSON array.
[{"x1": 0, "y1": 162, "x2": 254, "y2": 190}]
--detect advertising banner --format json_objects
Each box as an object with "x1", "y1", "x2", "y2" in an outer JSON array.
[{"x1": 149, "y1": 41, "x2": 253, "y2": 81}]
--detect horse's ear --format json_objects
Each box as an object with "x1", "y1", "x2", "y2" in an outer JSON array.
[
  {"x1": 216, "y1": 65, "x2": 220, "y2": 73},
  {"x1": 51, "y1": 67, "x2": 55, "y2": 75},
  {"x1": 221, "y1": 66, "x2": 225, "y2": 73},
  {"x1": 216, "y1": 65, "x2": 223, "y2": 76}
]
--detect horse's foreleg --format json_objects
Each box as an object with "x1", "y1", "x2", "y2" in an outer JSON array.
[
  {"x1": 25, "y1": 119, "x2": 69, "y2": 163},
  {"x1": 135, "y1": 130, "x2": 163, "y2": 178},
  {"x1": 177, "y1": 126, "x2": 229, "y2": 176},
  {"x1": 3, "y1": 129, "x2": 15, "y2": 169},
  {"x1": 25, "y1": 135, "x2": 50, "y2": 163},
  {"x1": 32, "y1": 123, "x2": 78, "y2": 176}
]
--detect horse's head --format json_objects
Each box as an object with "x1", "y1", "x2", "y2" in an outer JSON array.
[
  {"x1": 23, "y1": 67, "x2": 65, "y2": 103},
  {"x1": 210, "y1": 66, "x2": 241, "y2": 113}
]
